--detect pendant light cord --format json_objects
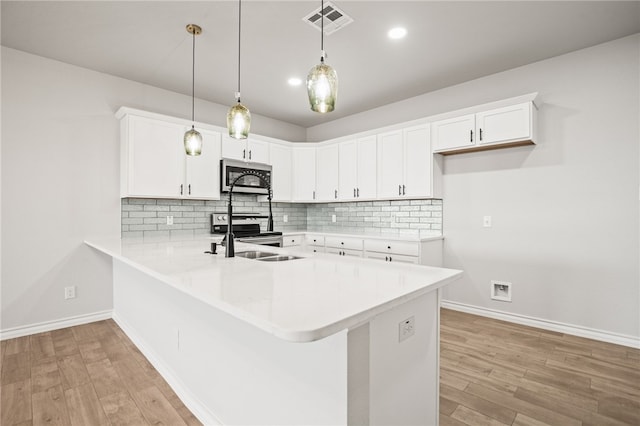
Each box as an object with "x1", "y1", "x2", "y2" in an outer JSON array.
[
  {"x1": 320, "y1": 0, "x2": 324, "y2": 61},
  {"x1": 237, "y1": 0, "x2": 242, "y2": 102},
  {"x1": 191, "y1": 29, "x2": 196, "y2": 124}
]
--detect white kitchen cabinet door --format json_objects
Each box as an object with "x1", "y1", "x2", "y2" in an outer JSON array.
[
  {"x1": 269, "y1": 143, "x2": 292, "y2": 201},
  {"x1": 316, "y1": 144, "x2": 339, "y2": 201},
  {"x1": 185, "y1": 129, "x2": 221, "y2": 199},
  {"x1": 377, "y1": 130, "x2": 404, "y2": 198},
  {"x1": 292, "y1": 147, "x2": 316, "y2": 201},
  {"x1": 246, "y1": 137, "x2": 270, "y2": 163},
  {"x1": 403, "y1": 124, "x2": 432, "y2": 197},
  {"x1": 221, "y1": 135, "x2": 247, "y2": 161},
  {"x1": 356, "y1": 135, "x2": 378, "y2": 199},
  {"x1": 338, "y1": 140, "x2": 358, "y2": 200},
  {"x1": 125, "y1": 115, "x2": 185, "y2": 198},
  {"x1": 221, "y1": 136, "x2": 269, "y2": 163},
  {"x1": 431, "y1": 113, "x2": 475, "y2": 152},
  {"x1": 476, "y1": 102, "x2": 532, "y2": 146}
]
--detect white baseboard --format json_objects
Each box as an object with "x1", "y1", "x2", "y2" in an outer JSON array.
[
  {"x1": 441, "y1": 300, "x2": 640, "y2": 349},
  {"x1": 112, "y1": 312, "x2": 222, "y2": 426},
  {"x1": 0, "y1": 310, "x2": 113, "y2": 341}
]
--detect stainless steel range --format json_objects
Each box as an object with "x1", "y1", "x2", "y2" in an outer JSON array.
[{"x1": 211, "y1": 212, "x2": 283, "y2": 247}]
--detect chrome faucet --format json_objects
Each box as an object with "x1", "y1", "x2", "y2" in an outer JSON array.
[{"x1": 224, "y1": 170, "x2": 273, "y2": 258}]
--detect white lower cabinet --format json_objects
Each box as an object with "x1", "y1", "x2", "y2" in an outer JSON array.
[
  {"x1": 301, "y1": 233, "x2": 436, "y2": 265},
  {"x1": 283, "y1": 234, "x2": 304, "y2": 247},
  {"x1": 324, "y1": 236, "x2": 363, "y2": 258},
  {"x1": 305, "y1": 234, "x2": 325, "y2": 253},
  {"x1": 363, "y1": 239, "x2": 420, "y2": 264}
]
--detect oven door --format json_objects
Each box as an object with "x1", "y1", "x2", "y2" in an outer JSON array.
[{"x1": 221, "y1": 158, "x2": 271, "y2": 194}]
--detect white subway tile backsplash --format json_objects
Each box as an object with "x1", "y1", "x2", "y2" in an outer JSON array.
[{"x1": 121, "y1": 198, "x2": 442, "y2": 238}]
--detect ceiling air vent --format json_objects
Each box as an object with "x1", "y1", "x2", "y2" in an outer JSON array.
[{"x1": 303, "y1": 2, "x2": 353, "y2": 35}]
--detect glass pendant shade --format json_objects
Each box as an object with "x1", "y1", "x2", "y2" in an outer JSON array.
[
  {"x1": 184, "y1": 126, "x2": 203, "y2": 156},
  {"x1": 307, "y1": 59, "x2": 338, "y2": 113},
  {"x1": 227, "y1": 102, "x2": 251, "y2": 139}
]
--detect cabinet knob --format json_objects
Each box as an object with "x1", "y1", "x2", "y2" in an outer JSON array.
[
  {"x1": 341, "y1": 242, "x2": 344, "y2": 245},
  {"x1": 387, "y1": 246, "x2": 391, "y2": 249}
]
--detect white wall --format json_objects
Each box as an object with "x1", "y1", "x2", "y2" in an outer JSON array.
[
  {"x1": 0, "y1": 47, "x2": 306, "y2": 332},
  {"x1": 310, "y1": 35, "x2": 640, "y2": 340}
]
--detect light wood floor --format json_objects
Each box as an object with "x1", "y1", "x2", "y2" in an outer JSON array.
[
  {"x1": 0, "y1": 319, "x2": 201, "y2": 426},
  {"x1": 1, "y1": 311, "x2": 638, "y2": 425},
  {"x1": 440, "y1": 308, "x2": 640, "y2": 426}
]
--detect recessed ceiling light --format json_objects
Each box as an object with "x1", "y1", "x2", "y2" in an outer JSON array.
[
  {"x1": 388, "y1": 27, "x2": 407, "y2": 40},
  {"x1": 288, "y1": 77, "x2": 302, "y2": 86}
]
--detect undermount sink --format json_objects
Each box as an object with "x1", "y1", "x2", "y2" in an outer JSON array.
[
  {"x1": 256, "y1": 255, "x2": 302, "y2": 262},
  {"x1": 235, "y1": 250, "x2": 278, "y2": 259},
  {"x1": 234, "y1": 251, "x2": 302, "y2": 262}
]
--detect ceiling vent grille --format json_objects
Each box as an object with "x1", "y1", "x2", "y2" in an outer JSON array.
[{"x1": 303, "y1": 2, "x2": 353, "y2": 35}]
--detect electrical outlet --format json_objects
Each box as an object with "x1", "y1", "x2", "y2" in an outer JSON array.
[
  {"x1": 332, "y1": 214, "x2": 337, "y2": 223},
  {"x1": 283, "y1": 214, "x2": 288, "y2": 223},
  {"x1": 399, "y1": 316, "x2": 415, "y2": 342},
  {"x1": 483, "y1": 216, "x2": 492, "y2": 227},
  {"x1": 166, "y1": 216, "x2": 174, "y2": 225},
  {"x1": 64, "y1": 286, "x2": 76, "y2": 300}
]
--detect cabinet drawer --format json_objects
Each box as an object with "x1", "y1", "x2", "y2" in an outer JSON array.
[
  {"x1": 324, "y1": 236, "x2": 363, "y2": 251},
  {"x1": 363, "y1": 239, "x2": 419, "y2": 256},
  {"x1": 364, "y1": 251, "x2": 419, "y2": 264},
  {"x1": 305, "y1": 234, "x2": 325, "y2": 246},
  {"x1": 283, "y1": 235, "x2": 303, "y2": 247},
  {"x1": 325, "y1": 247, "x2": 362, "y2": 258}
]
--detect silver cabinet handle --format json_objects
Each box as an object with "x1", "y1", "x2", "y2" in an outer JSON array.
[
  {"x1": 249, "y1": 150, "x2": 252, "y2": 160},
  {"x1": 385, "y1": 256, "x2": 388, "y2": 261},
  {"x1": 357, "y1": 188, "x2": 360, "y2": 197},
  {"x1": 180, "y1": 184, "x2": 183, "y2": 195},
  {"x1": 243, "y1": 149, "x2": 246, "y2": 159},
  {"x1": 313, "y1": 190, "x2": 316, "y2": 200},
  {"x1": 398, "y1": 185, "x2": 402, "y2": 196},
  {"x1": 402, "y1": 185, "x2": 406, "y2": 195},
  {"x1": 335, "y1": 189, "x2": 338, "y2": 199},
  {"x1": 389, "y1": 256, "x2": 392, "y2": 262},
  {"x1": 188, "y1": 184, "x2": 191, "y2": 195},
  {"x1": 479, "y1": 128, "x2": 483, "y2": 141},
  {"x1": 354, "y1": 188, "x2": 356, "y2": 198},
  {"x1": 470, "y1": 130, "x2": 473, "y2": 143}
]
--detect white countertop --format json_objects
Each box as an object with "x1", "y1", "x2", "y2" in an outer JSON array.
[{"x1": 85, "y1": 236, "x2": 461, "y2": 343}]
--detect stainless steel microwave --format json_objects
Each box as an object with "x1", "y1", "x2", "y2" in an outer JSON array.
[{"x1": 220, "y1": 158, "x2": 272, "y2": 194}]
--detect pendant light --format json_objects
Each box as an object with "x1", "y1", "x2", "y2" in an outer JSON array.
[
  {"x1": 306, "y1": 0, "x2": 338, "y2": 113},
  {"x1": 184, "y1": 24, "x2": 203, "y2": 156},
  {"x1": 227, "y1": 0, "x2": 251, "y2": 139}
]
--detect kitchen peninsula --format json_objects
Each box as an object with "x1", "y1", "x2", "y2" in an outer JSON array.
[{"x1": 86, "y1": 236, "x2": 462, "y2": 425}]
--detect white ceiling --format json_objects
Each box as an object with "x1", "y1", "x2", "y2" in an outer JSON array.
[{"x1": 2, "y1": 1, "x2": 639, "y2": 128}]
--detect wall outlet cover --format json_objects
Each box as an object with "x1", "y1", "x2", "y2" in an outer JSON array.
[
  {"x1": 491, "y1": 280, "x2": 512, "y2": 302},
  {"x1": 399, "y1": 316, "x2": 415, "y2": 342},
  {"x1": 166, "y1": 216, "x2": 174, "y2": 225}
]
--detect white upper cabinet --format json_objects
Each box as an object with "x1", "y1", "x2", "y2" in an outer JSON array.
[
  {"x1": 221, "y1": 135, "x2": 270, "y2": 163},
  {"x1": 377, "y1": 124, "x2": 434, "y2": 199},
  {"x1": 269, "y1": 143, "x2": 292, "y2": 201},
  {"x1": 475, "y1": 103, "x2": 533, "y2": 146},
  {"x1": 292, "y1": 147, "x2": 317, "y2": 201},
  {"x1": 403, "y1": 125, "x2": 432, "y2": 198},
  {"x1": 377, "y1": 130, "x2": 404, "y2": 198},
  {"x1": 122, "y1": 115, "x2": 185, "y2": 198},
  {"x1": 338, "y1": 136, "x2": 377, "y2": 200},
  {"x1": 185, "y1": 129, "x2": 221, "y2": 199},
  {"x1": 120, "y1": 113, "x2": 222, "y2": 200},
  {"x1": 430, "y1": 114, "x2": 476, "y2": 152},
  {"x1": 316, "y1": 144, "x2": 339, "y2": 201},
  {"x1": 432, "y1": 101, "x2": 536, "y2": 154}
]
